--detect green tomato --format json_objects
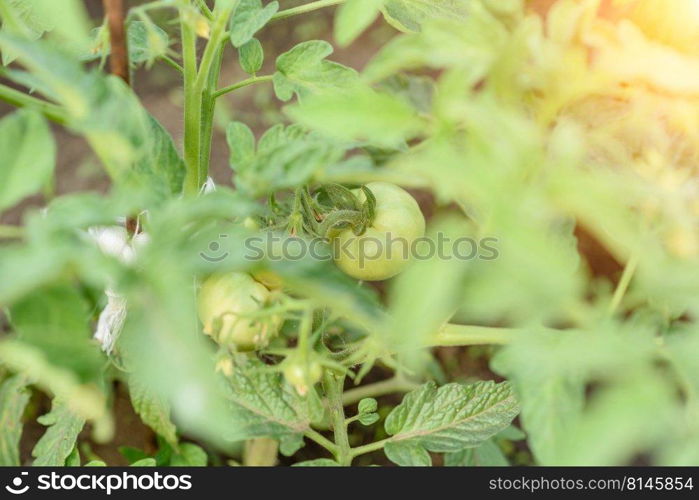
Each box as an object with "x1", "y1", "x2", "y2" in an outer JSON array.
[
  {"x1": 282, "y1": 359, "x2": 323, "y2": 396},
  {"x1": 332, "y1": 182, "x2": 426, "y2": 281},
  {"x1": 198, "y1": 272, "x2": 281, "y2": 351}
]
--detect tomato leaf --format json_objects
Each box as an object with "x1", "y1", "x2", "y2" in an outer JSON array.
[
  {"x1": 238, "y1": 37, "x2": 264, "y2": 75},
  {"x1": 32, "y1": 399, "x2": 85, "y2": 466},
  {"x1": 335, "y1": 0, "x2": 383, "y2": 47},
  {"x1": 0, "y1": 110, "x2": 55, "y2": 212},
  {"x1": 273, "y1": 40, "x2": 358, "y2": 102},
  {"x1": 0, "y1": 375, "x2": 30, "y2": 466},
  {"x1": 128, "y1": 379, "x2": 178, "y2": 450},
  {"x1": 380, "y1": 0, "x2": 469, "y2": 32},
  {"x1": 224, "y1": 359, "x2": 324, "y2": 444},
  {"x1": 383, "y1": 381, "x2": 519, "y2": 466},
  {"x1": 229, "y1": 0, "x2": 279, "y2": 48}
]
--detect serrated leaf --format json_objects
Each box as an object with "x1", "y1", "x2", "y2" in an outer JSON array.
[
  {"x1": 230, "y1": 0, "x2": 279, "y2": 48},
  {"x1": 127, "y1": 20, "x2": 169, "y2": 66},
  {"x1": 444, "y1": 439, "x2": 508, "y2": 466},
  {"x1": 380, "y1": 0, "x2": 469, "y2": 32},
  {"x1": 383, "y1": 381, "x2": 518, "y2": 465},
  {"x1": 229, "y1": 124, "x2": 346, "y2": 197},
  {"x1": 273, "y1": 40, "x2": 358, "y2": 102},
  {"x1": 29, "y1": 0, "x2": 91, "y2": 49},
  {"x1": 170, "y1": 443, "x2": 207, "y2": 466},
  {"x1": 358, "y1": 413, "x2": 380, "y2": 426},
  {"x1": 335, "y1": 0, "x2": 383, "y2": 47},
  {"x1": 0, "y1": 36, "x2": 181, "y2": 198},
  {"x1": 358, "y1": 398, "x2": 378, "y2": 414},
  {"x1": 129, "y1": 379, "x2": 178, "y2": 449},
  {"x1": 32, "y1": 400, "x2": 86, "y2": 466},
  {"x1": 0, "y1": 340, "x2": 110, "y2": 438},
  {"x1": 238, "y1": 37, "x2": 264, "y2": 74},
  {"x1": 384, "y1": 441, "x2": 431, "y2": 466},
  {"x1": 226, "y1": 121, "x2": 256, "y2": 169},
  {"x1": 292, "y1": 458, "x2": 341, "y2": 466},
  {"x1": 223, "y1": 359, "x2": 324, "y2": 444},
  {"x1": 65, "y1": 446, "x2": 81, "y2": 466},
  {"x1": 9, "y1": 283, "x2": 104, "y2": 382},
  {"x1": 0, "y1": 110, "x2": 55, "y2": 212},
  {"x1": 0, "y1": 375, "x2": 31, "y2": 466},
  {"x1": 131, "y1": 457, "x2": 157, "y2": 467},
  {"x1": 131, "y1": 115, "x2": 186, "y2": 197},
  {"x1": 279, "y1": 433, "x2": 305, "y2": 456},
  {"x1": 285, "y1": 86, "x2": 421, "y2": 148},
  {"x1": 491, "y1": 331, "x2": 585, "y2": 465},
  {"x1": 0, "y1": 0, "x2": 49, "y2": 65}
]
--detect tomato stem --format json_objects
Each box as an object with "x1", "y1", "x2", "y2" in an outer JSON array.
[
  {"x1": 213, "y1": 75, "x2": 274, "y2": 99},
  {"x1": 323, "y1": 372, "x2": 352, "y2": 465},
  {"x1": 0, "y1": 84, "x2": 67, "y2": 124},
  {"x1": 428, "y1": 324, "x2": 517, "y2": 346},
  {"x1": 349, "y1": 437, "x2": 391, "y2": 459},
  {"x1": 272, "y1": 0, "x2": 346, "y2": 21},
  {"x1": 607, "y1": 252, "x2": 639, "y2": 317},
  {"x1": 304, "y1": 428, "x2": 338, "y2": 454}
]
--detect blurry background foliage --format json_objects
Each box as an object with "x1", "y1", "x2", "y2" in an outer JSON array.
[{"x1": 0, "y1": 0, "x2": 697, "y2": 466}]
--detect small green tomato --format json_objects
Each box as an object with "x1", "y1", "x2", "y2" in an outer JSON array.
[
  {"x1": 282, "y1": 359, "x2": 323, "y2": 397},
  {"x1": 332, "y1": 182, "x2": 426, "y2": 281},
  {"x1": 198, "y1": 272, "x2": 281, "y2": 351}
]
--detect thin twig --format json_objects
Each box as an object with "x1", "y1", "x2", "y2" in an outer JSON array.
[{"x1": 103, "y1": 0, "x2": 130, "y2": 85}]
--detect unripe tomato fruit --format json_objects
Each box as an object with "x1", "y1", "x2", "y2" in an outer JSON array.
[
  {"x1": 198, "y1": 272, "x2": 281, "y2": 351},
  {"x1": 282, "y1": 359, "x2": 323, "y2": 396},
  {"x1": 332, "y1": 182, "x2": 426, "y2": 281}
]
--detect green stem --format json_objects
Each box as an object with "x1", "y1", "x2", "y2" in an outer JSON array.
[
  {"x1": 194, "y1": 0, "x2": 214, "y2": 20},
  {"x1": 0, "y1": 225, "x2": 23, "y2": 239},
  {"x1": 213, "y1": 75, "x2": 274, "y2": 99},
  {"x1": 272, "y1": 0, "x2": 345, "y2": 21},
  {"x1": 181, "y1": 2, "x2": 234, "y2": 192},
  {"x1": 180, "y1": 12, "x2": 200, "y2": 195},
  {"x1": 350, "y1": 438, "x2": 390, "y2": 459},
  {"x1": 160, "y1": 55, "x2": 184, "y2": 73},
  {"x1": 428, "y1": 324, "x2": 517, "y2": 347},
  {"x1": 198, "y1": 45, "x2": 224, "y2": 185},
  {"x1": 0, "y1": 83, "x2": 68, "y2": 124},
  {"x1": 342, "y1": 375, "x2": 419, "y2": 406},
  {"x1": 607, "y1": 252, "x2": 639, "y2": 317},
  {"x1": 304, "y1": 428, "x2": 338, "y2": 454},
  {"x1": 323, "y1": 372, "x2": 352, "y2": 466}
]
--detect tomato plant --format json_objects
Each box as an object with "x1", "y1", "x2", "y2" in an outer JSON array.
[{"x1": 0, "y1": 0, "x2": 698, "y2": 468}]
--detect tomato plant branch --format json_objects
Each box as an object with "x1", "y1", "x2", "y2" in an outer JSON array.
[
  {"x1": 182, "y1": 2, "x2": 235, "y2": 193},
  {"x1": 341, "y1": 375, "x2": 419, "y2": 406},
  {"x1": 272, "y1": 0, "x2": 346, "y2": 21},
  {"x1": 159, "y1": 55, "x2": 184, "y2": 74},
  {"x1": 0, "y1": 83, "x2": 67, "y2": 124},
  {"x1": 180, "y1": 9, "x2": 201, "y2": 194},
  {"x1": 428, "y1": 323, "x2": 517, "y2": 347},
  {"x1": 349, "y1": 437, "x2": 390, "y2": 459},
  {"x1": 194, "y1": 0, "x2": 214, "y2": 20},
  {"x1": 607, "y1": 252, "x2": 639, "y2": 317},
  {"x1": 323, "y1": 372, "x2": 352, "y2": 465},
  {"x1": 304, "y1": 428, "x2": 338, "y2": 454},
  {"x1": 213, "y1": 75, "x2": 274, "y2": 99}
]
